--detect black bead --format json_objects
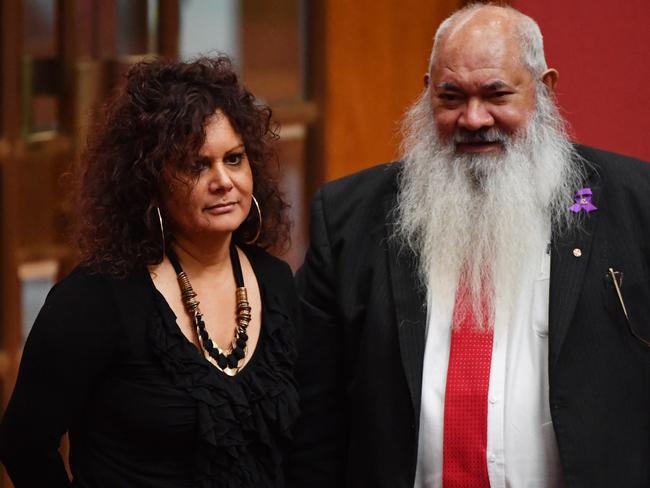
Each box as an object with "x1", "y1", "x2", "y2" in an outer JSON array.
[
  {"x1": 199, "y1": 329, "x2": 209, "y2": 342},
  {"x1": 169, "y1": 244, "x2": 250, "y2": 375},
  {"x1": 232, "y1": 346, "x2": 245, "y2": 360},
  {"x1": 226, "y1": 354, "x2": 239, "y2": 369},
  {"x1": 217, "y1": 353, "x2": 228, "y2": 369}
]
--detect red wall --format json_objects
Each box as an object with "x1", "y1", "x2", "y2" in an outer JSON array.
[{"x1": 511, "y1": 0, "x2": 650, "y2": 162}]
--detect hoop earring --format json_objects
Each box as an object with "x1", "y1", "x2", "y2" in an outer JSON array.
[
  {"x1": 156, "y1": 206, "x2": 166, "y2": 257},
  {"x1": 245, "y1": 195, "x2": 262, "y2": 244}
]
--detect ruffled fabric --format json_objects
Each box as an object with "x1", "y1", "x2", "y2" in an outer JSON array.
[{"x1": 148, "y1": 281, "x2": 300, "y2": 488}]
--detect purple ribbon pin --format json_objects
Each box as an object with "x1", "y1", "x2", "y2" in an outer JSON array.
[{"x1": 569, "y1": 188, "x2": 597, "y2": 213}]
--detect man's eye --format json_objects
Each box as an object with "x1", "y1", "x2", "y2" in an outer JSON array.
[
  {"x1": 492, "y1": 91, "x2": 511, "y2": 98},
  {"x1": 439, "y1": 93, "x2": 460, "y2": 102},
  {"x1": 224, "y1": 152, "x2": 245, "y2": 165}
]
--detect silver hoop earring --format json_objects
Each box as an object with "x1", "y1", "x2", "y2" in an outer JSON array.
[
  {"x1": 245, "y1": 195, "x2": 262, "y2": 244},
  {"x1": 156, "y1": 206, "x2": 166, "y2": 257}
]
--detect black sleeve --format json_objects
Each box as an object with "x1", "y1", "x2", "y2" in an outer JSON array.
[
  {"x1": 286, "y1": 189, "x2": 348, "y2": 487},
  {"x1": 0, "y1": 270, "x2": 121, "y2": 487}
]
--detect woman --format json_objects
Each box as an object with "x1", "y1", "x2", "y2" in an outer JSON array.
[{"x1": 0, "y1": 56, "x2": 299, "y2": 487}]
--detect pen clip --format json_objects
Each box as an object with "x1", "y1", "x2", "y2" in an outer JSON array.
[{"x1": 608, "y1": 268, "x2": 628, "y2": 320}]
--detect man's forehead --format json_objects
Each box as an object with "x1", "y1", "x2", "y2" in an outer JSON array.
[
  {"x1": 433, "y1": 9, "x2": 523, "y2": 74},
  {"x1": 441, "y1": 5, "x2": 519, "y2": 43}
]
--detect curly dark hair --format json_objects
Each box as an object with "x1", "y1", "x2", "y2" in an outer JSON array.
[{"x1": 73, "y1": 56, "x2": 289, "y2": 275}]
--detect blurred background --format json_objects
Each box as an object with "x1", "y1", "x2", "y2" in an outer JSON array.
[{"x1": 0, "y1": 1, "x2": 648, "y2": 483}]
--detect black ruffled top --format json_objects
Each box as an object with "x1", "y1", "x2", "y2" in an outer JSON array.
[
  {"x1": 149, "y1": 273, "x2": 300, "y2": 487},
  {"x1": 0, "y1": 247, "x2": 300, "y2": 488}
]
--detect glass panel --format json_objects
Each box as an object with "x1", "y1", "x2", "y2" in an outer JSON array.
[
  {"x1": 23, "y1": 0, "x2": 60, "y2": 134},
  {"x1": 24, "y1": 0, "x2": 57, "y2": 57},
  {"x1": 179, "y1": 0, "x2": 240, "y2": 61},
  {"x1": 0, "y1": 5, "x2": 3, "y2": 137},
  {"x1": 0, "y1": 167, "x2": 4, "y2": 350},
  {"x1": 117, "y1": 0, "x2": 147, "y2": 55},
  {"x1": 113, "y1": 0, "x2": 160, "y2": 56},
  {"x1": 21, "y1": 57, "x2": 61, "y2": 134},
  {"x1": 147, "y1": 0, "x2": 160, "y2": 54},
  {"x1": 18, "y1": 260, "x2": 59, "y2": 342}
]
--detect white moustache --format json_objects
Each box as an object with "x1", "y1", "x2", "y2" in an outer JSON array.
[{"x1": 453, "y1": 127, "x2": 509, "y2": 146}]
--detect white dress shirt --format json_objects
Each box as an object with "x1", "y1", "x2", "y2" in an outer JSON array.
[{"x1": 414, "y1": 235, "x2": 563, "y2": 487}]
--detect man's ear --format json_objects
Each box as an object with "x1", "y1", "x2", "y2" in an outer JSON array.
[
  {"x1": 541, "y1": 68, "x2": 559, "y2": 93},
  {"x1": 424, "y1": 73, "x2": 430, "y2": 88}
]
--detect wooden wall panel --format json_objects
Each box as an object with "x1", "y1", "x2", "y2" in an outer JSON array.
[
  {"x1": 311, "y1": 0, "x2": 462, "y2": 183},
  {"x1": 241, "y1": 0, "x2": 303, "y2": 101}
]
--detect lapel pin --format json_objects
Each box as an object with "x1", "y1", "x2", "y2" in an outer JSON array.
[{"x1": 569, "y1": 188, "x2": 597, "y2": 213}]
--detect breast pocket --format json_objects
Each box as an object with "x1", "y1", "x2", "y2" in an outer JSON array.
[
  {"x1": 623, "y1": 278, "x2": 650, "y2": 346},
  {"x1": 603, "y1": 274, "x2": 650, "y2": 348}
]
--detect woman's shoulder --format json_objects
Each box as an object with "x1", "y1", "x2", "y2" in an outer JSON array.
[
  {"x1": 44, "y1": 265, "x2": 150, "y2": 321},
  {"x1": 26, "y1": 266, "x2": 128, "y2": 349},
  {"x1": 46, "y1": 266, "x2": 114, "y2": 307}
]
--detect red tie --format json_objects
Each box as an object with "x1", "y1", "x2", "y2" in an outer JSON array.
[{"x1": 442, "y1": 283, "x2": 494, "y2": 487}]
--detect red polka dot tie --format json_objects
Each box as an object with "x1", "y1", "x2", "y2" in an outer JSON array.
[{"x1": 442, "y1": 283, "x2": 493, "y2": 487}]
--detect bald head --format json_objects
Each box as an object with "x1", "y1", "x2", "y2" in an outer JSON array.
[
  {"x1": 435, "y1": 7, "x2": 526, "y2": 82},
  {"x1": 429, "y1": 4, "x2": 549, "y2": 77}
]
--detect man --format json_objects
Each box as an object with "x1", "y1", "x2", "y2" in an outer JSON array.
[{"x1": 287, "y1": 4, "x2": 650, "y2": 488}]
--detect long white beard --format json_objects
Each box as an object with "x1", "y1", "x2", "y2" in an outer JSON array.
[{"x1": 393, "y1": 85, "x2": 586, "y2": 329}]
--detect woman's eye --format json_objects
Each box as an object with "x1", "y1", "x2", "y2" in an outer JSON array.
[
  {"x1": 224, "y1": 152, "x2": 245, "y2": 165},
  {"x1": 191, "y1": 157, "x2": 211, "y2": 172}
]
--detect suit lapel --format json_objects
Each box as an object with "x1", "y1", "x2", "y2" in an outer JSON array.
[
  {"x1": 383, "y1": 194, "x2": 427, "y2": 422},
  {"x1": 549, "y1": 163, "x2": 601, "y2": 371}
]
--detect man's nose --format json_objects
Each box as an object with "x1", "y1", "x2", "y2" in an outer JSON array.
[
  {"x1": 458, "y1": 98, "x2": 494, "y2": 131},
  {"x1": 209, "y1": 164, "x2": 234, "y2": 192}
]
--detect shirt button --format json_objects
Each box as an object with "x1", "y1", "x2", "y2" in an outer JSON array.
[
  {"x1": 488, "y1": 454, "x2": 496, "y2": 463},
  {"x1": 489, "y1": 396, "x2": 497, "y2": 404},
  {"x1": 572, "y1": 248, "x2": 582, "y2": 257}
]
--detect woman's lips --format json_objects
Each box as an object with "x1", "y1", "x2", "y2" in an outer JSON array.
[{"x1": 204, "y1": 202, "x2": 237, "y2": 214}]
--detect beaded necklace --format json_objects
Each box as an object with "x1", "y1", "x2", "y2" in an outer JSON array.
[{"x1": 167, "y1": 244, "x2": 252, "y2": 376}]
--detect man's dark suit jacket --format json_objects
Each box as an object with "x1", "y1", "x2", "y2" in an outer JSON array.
[{"x1": 287, "y1": 145, "x2": 650, "y2": 488}]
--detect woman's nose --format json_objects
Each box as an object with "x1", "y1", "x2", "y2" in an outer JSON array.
[{"x1": 208, "y1": 163, "x2": 234, "y2": 192}]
